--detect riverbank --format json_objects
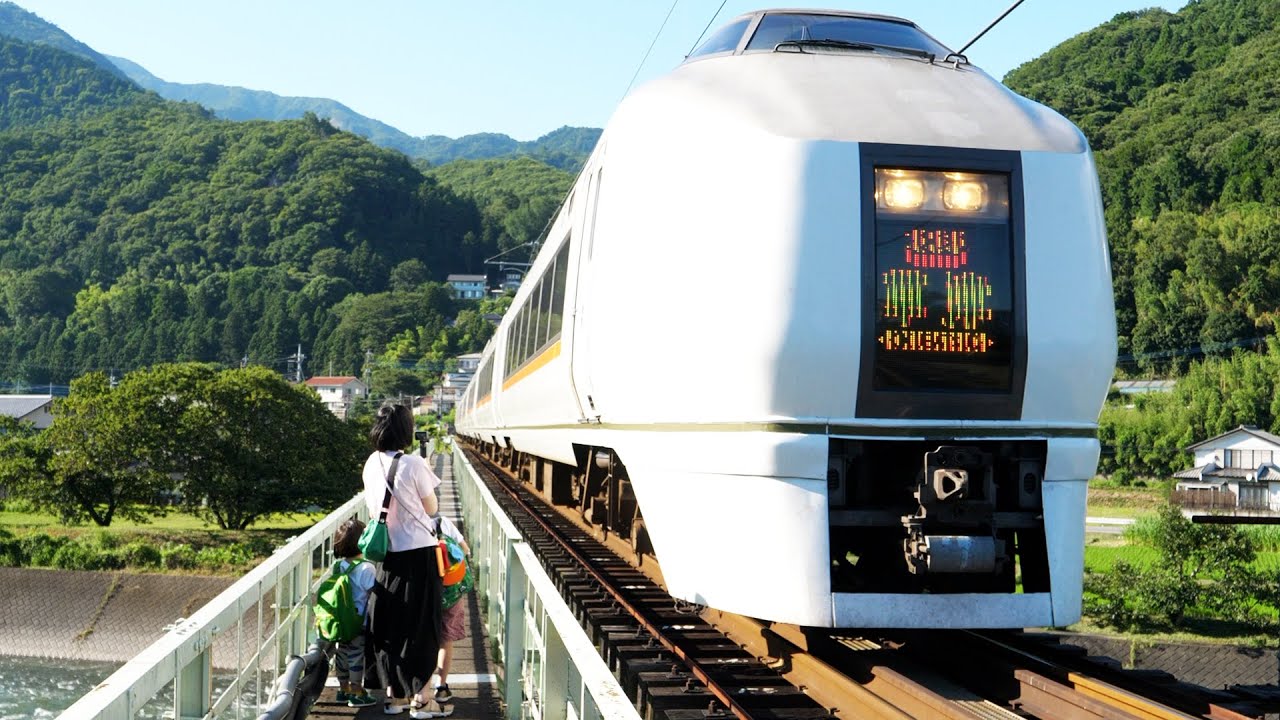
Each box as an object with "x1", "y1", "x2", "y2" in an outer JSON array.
[{"x1": 1, "y1": 567, "x2": 232, "y2": 664}]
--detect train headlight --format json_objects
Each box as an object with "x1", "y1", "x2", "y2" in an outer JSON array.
[
  {"x1": 943, "y1": 180, "x2": 986, "y2": 211},
  {"x1": 875, "y1": 168, "x2": 1007, "y2": 218},
  {"x1": 882, "y1": 176, "x2": 925, "y2": 209}
]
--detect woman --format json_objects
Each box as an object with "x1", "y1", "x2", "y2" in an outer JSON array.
[{"x1": 362, "y1": 404, "x2": 447, "y2": 719}]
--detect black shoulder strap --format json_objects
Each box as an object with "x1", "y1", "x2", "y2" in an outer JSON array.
[{"x1": 377, "y1": 451, "x2": 402, "y2": 523}]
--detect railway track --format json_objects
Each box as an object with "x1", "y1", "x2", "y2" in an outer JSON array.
[{"x1": 464, "y1": 446, "x2": 1268, "y2": 720}]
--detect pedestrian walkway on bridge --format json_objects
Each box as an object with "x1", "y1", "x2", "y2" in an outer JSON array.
[{"x1": 309, "y1": 452, "x2": 502, "y2": 718}]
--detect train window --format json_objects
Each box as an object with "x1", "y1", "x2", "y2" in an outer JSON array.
[
  {"x1": 744, "y1": 13, "x2": 949, "y2": 58},
  {"x1": 687, "y1": 17, "x2": 751, "y2": 58},
  {"x1": 513, "y1": 305, "x2": 526, "y2": 369},
  {"x1": 528, "y1": 280, "x2": 544, "y2": 359},
  {"x1": 586, "y1": 168, "x2": 603, "y2": 261},
  {"x1": 549, "y1": 241, "x2": 569, "y2": 340},
  {"x1": 539, "y1": 266, "x2": 554, "y2": 347}
]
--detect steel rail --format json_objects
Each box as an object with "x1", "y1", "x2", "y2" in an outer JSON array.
[
  {"x1": 704, "y1": 611, "x2": 914, "y2": 719},
  {"x1": 469, "y1": 449, "x2": 756, "y2": 720},
  {"x1": 958, "y1": 632, "x2": 1212, "y2": 720}
]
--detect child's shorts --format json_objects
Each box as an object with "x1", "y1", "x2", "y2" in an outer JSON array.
[{"x1": 441, "y1": 601, "x2": 466, "y2": 643}]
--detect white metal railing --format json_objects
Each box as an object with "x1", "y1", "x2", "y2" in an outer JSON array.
[
  {"x1": 57, "y1": 446, "x2": 639, "y2": 720},
  {"x1": 57, "y1": 495, "x2": 368, "y2": 720},
  {"x1": 453, "y1": 445, "x2": 640, "y2": 720}
]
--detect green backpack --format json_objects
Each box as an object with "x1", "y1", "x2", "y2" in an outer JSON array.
[{"x1": 315, "y1": 560, "x2": 364, "y2": 643}]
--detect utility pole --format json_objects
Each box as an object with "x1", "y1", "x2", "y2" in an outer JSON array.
[
  {"x1": 363, "y1": 350, "x2": 373, "y2": 393},
  {"x1": 285, "y1": 345, "x2": 306, "y2": 383}
]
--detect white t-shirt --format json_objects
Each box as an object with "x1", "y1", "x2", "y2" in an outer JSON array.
[
  {"x1": 336, "y1": 558, "x2": 377, "y2": 617},
  {"x1": 362, "y1": 451, "x2": 440, "y2": 552},
  {"x1": 436, "y1": 515, "x2": 464, "y2": 545}
]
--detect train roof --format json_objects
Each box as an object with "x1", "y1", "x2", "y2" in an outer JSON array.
[
  {"x1": 685, "y1": 9, "x2": 951, "y2": 65},
  {"x1": 623, "y1": 28, "x2": 1085, "y2": 154}
]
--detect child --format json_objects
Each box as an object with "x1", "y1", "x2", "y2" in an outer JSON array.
[
  {"x1": 331, "y1": 518, "x2": 378, "y2": 708},
  {"x1": 433, "y1": 514, "x2": 471, "y2": 706}
]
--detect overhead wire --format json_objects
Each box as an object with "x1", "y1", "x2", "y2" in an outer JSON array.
[
  {"x1": 622, "y1": 0, "x2": 682, "y2": 101},
  {"x1": 686, "y1": 0, "x2": 729, "y2": 56}
]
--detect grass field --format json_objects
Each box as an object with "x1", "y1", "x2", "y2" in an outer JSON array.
[
  {"x1": 0, "y1": 507, "x2": 322, "y2": 532},
  {"x1": 1086, "y1": 482, "x2": 1168, "y2": 519}
]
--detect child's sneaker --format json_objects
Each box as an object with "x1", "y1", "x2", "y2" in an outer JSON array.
[
  {"x1": 434, "y1": 684, "x2": 452, "y2": 703},
  {"x1": 347, "y1": 693, "x2": 377, "y2": 708},
  {"x1": 335, "y1": 689, "x2": 352, "y2": 703},
  {"x1": 409, "y1": 698, "x2": 448, "y2": 719}
]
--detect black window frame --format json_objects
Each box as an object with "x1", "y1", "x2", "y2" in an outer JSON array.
[{"x1": 855, "y1": 143, "x2": 1028, "y2": 421}]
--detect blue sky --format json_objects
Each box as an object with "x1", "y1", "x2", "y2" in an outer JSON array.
[{"x1": 15, "y1": 1, "x2": 1188, "y2": 140}]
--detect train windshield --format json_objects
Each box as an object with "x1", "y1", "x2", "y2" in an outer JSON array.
[{"x1": 745, "y1": 13, "x2": 949, "y2": 58}]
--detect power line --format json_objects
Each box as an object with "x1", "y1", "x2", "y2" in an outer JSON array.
[
  {"x1": 686, "y1": 0, "x2": 729, "y2": 56},
  {"x1": 622, "y1": 0, "x2": 682, "y2": 101}
]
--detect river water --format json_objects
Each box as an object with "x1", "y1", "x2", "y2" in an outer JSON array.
[
  {"x1": 0, "y1": 656, "x2": 251, "y2": 719},
  {"x1": 0, "y1": 655, "x2": 123, "y2": 719}
]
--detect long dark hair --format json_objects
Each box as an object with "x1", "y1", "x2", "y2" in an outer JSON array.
[{"x1": 369, "y1": 403, "x2": 414, "y2": 451}]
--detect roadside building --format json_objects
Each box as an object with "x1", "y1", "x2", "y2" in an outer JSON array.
[
  {"x1": 0, "y1": 394, "x2": 54, "y2": 430},
  {"x1": 1112, "y1": 379, "x2": 1176, "y2": 395},
  {"x1": 456, "y1": 352, "x2": 482, "y2": 373},
  {"x1": 303, "y1": 376, "x2": 367, "y2": 420},
  {"x1": 446, "y1": 274, "x2": 487, "y2": 300},
  {"x1": 1172, "y1": 425, "x2": 1280, "y2": 516},
  {"x1": 499, "y1": 267, "x2": 524, "y2": 293}
]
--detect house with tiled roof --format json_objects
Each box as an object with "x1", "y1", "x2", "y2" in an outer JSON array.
[
  {"x1": 1172, "y1": 425, "x2": 1280, "y2": 515},
  {"x1": 303, "y1": 376, "x2": 367, "y2": 420},
  {"x1": 0, "y1": 394, "x2": 54, "y2": 430}
]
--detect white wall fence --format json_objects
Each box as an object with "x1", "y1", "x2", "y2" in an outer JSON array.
[
  {"x1": 57, "y1": 495, "x2": 368, "y2": 720},
  {"x1": 55, "y1": 444, "x2": 638, "y2": 720},
  {"x1": 453, "y1": 445, "x2": 640, "y2": 720}
]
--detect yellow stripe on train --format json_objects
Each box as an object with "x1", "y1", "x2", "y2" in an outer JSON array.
[{"x1": 502, "y1": 340, "x2": 561, "y2": 392}]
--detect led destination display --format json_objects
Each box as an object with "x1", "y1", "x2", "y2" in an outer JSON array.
[{"x1": 872, "y1": 169, "x2": 1014, "y2": 392}]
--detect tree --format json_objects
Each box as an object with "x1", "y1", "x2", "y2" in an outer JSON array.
[
  {"x1": 9, "y1": 368, "x2": 203, "y2": 526},
  {"x1": 177, "y1": 366, "x2": 364, "y2": 529}
]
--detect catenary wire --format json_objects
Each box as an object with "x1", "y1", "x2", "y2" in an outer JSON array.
[{"x1": 622, "y1": 0, "x2": 682, "y2": 101}]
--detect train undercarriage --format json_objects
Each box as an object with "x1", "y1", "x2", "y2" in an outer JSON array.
[{"x1": 463, "y1": 435, "x2": 1051, "y2": 601}]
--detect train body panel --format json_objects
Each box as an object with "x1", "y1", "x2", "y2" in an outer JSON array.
[{"x1": 457, "y1": 9, "x2": 1114, "y2": 628}]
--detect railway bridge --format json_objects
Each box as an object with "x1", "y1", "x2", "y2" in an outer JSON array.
[{"x1": 53, "y1": 445, "x2": 1277, "y2": 720}]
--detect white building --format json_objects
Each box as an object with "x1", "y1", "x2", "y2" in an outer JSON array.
[
  {"x1": 455, "y1": 353, "x2": 482, "y2": 373},
  {"x1": 1173, "y1": 425, "x2": 1280, "y2": 515},
  {"x1": 446, "y1": 274, "x2": 487, "y2": 300},
  {"x1": 0, "y1": 394, "x2": 54, "y2": 430},
  {"x1": 303, "y1": 376, "x2": 367, "y2": 420}
]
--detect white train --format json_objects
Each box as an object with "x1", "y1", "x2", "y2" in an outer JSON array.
[{"x1": 456, "y1": 9, "x2": 1115, "y2": 628}]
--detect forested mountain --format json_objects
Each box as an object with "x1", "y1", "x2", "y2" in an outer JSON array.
[
  {"x1": 0, "y1": 32, "x2": 570, "y2": 390},
  {"x1": 0, "y1": 1, "x2": 126, "y2": 79},
  {"x1": 427, "y1": 157, "x2": 574, "y2": 258},
  {"x1": 105, "y1": 55, "x2": 428, "y2": 158},
  {"x1": 0, "y1": 3, "x2": 600, "y2": 169},
  {"x1": 105, "y1": 55, "x2": 601, "y2": 170},
  {"x1": 0, "y1": 35, "x2": 142, "y2": 130},
  {"x1": 1004, "y1": 0, "x2": 1280, "y2": 372}
]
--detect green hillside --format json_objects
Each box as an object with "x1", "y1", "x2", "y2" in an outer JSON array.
[
  {"x1": 0, "y1": 1, "x2": 127, "y2": 79},
  {"x1": 0, "y1": 34, "x2": 142, "y2": 130},
  {"x1": 0, "y1": 33, "x2": 571, "y2": 390},
  {"x1": 1004, "y1": 0, "x2": 1280, "y2": 370}
]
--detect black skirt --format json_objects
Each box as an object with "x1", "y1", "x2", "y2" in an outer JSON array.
[{"x1": 364, "y1": 545, "x2": 443, "y2": 698}]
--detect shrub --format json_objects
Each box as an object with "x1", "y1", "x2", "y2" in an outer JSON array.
[
  {"x1": 120, "y1": 541, "x2": 162, "y2": 569},
  {"x1": 194, "y1": 544, "x2": 254, "y2": 571},
  {"x1": 20, "y1": 533, "x2": 68, "y2": 566},
  {"x1": 161, "y1": 543, "x2": 197, "y2": 570},
  {"x1": 0, "y1": 528, "x2": 23, "y2": 566},
  {"x1": 51, "y1": 542, "x2": 101, "y2": 571}
]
